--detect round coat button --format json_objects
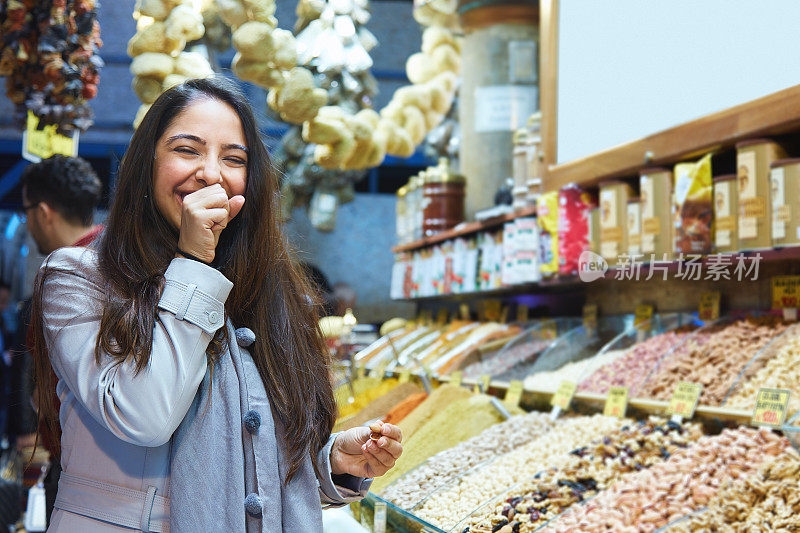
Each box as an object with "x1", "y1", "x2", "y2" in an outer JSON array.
[
  {"x1": 243, "y1": 409, "x2": 261, "y2": 434},
  {"x1": 208, "y1": 310, "x2": 220, "y2": 325},
  {"x1": 244, "y1": 493, "x2": 262, "y2": 517}
]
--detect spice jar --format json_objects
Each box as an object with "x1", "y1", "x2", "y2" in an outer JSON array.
[
  {"x1": 527, "y1": 177, "x2": 543, "y2": 208},
  {"x1": 599, "y1": 180, "x2": 633, "y2": 265},
  {"x1": 423, "y1": 158, "x2": 465, "y2": 237},
  {"x1": 627, "y1": 197, "x2": 642, "y2": 257},
  {"x1": 513, "y1": 129, "x2": 529, "y2": 189},
  {"x1": 526, "y1": 112, "x2": 543, "y2": 184},
  {"x1": 713, "y1": 175, "x2": 738, "y2": 253},
  {"x1": 770, "y1": 158, "x2": 800, "y2": 247},
  {"x1": 396, "y1": 186, "x2": 408, "y2": 244},
  {"x1": 405, "y1": 175, "x2": 420, "y2": 243},
  {"x1": 736, "y1": 139, "x2": 786, "y2": 250},
  {"x1": 639, "y1": 168, "x2": 673, "y2": 260}
]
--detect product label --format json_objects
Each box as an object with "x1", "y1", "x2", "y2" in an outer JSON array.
[
  {"x1": 504, "y1": 380, "x2": 525, "y2": 406},
  {"x1": 449, "y1": 371, "x2": 463, "y2": 388},
  {"x1": 772, "y1": 167, "x2": 788, "y2": 240},
  {"x1": 771, "y1": 275, "x2": 800, "y2": 309},
  {"x1": 642, "y1": 217, "x2": 661, "y2": 236},
  {"x1": 715, "y1": 181, "x2": 734, "y2": 247},
  {"x1": 668, "y1": 382, "x2": 702, "y2": 419},
  {"x1": 752, "y1": 388, "x2": 791, "y2": 428},
  {"x1": 698, "y1": 291, "x2": 720, "y2": 321},
  {"x1": 604, "y1": 387, "x2": 628, "y2": 418},
  {"x1": 738, "y1": 151, "x2": 759, "y2": 238},
  {"x1": 627, "y1": 202, "x2": 642, "y2": 254},
  {"x1": 551, "y1": 380, "x2": 577, "y2": 410},
  {"x1": 475, "y1": 85, "x2": 538, "y2": 133},
  {"x1": 634, "y1": 304, "x2": 654, "y2": 330}
]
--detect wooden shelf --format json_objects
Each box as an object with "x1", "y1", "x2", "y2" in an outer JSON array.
[
  {"x1": 545, "y1": 83, "x2": 800, "y2": 191},
  {"x1": 392, "y1": 206, "x2": 536, "y2": 254},
  {"x1": 392, "y1": 275, "x2": 581, "y2": 302}
]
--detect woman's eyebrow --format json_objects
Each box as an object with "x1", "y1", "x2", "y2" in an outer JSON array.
[
  {"x1": 224, "y1": 143, "x2": 248, "y2": 153},
  {"x1": 166, "y1": 134, "x2": 205, "y2": 145}
]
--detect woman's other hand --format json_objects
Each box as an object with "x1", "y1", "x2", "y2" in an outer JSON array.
[
  {"x1": 330, "y1": 421, "x2": 403, "y2": 479},
  {"x1": 177, "y1": 183, "x2": 245, "y2": 263}
]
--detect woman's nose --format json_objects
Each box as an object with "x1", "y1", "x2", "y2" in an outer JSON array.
[{"x1": 195, "y1": 159, "x2": 222, "y2": 186}]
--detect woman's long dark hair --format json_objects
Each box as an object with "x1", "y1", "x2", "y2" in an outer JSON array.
[{"x1": 31, "y1": 77, "x2": 336, "y2": 482}]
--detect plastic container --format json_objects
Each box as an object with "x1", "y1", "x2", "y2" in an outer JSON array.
[
  {"x1": 770, "y1": 158, "x2": 800, "y2": 247},
  {"x1": 736, "y1": 139, "x2": 786, "y2": 250},
  {"x1": 639, "y1": 167, "x2": 673, "y2": 259},
  {"x1": 599, "y1": 180, "x2": 634, "y2": 265},
  {"x1": 713, "y1": 174, "x2": 738, "y2": 253},
  {"x1": 627, "y1": 196, "x2": 642, "y2": 257}
]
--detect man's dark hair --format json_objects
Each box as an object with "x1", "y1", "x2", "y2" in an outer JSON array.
[{"x1": 20, "y1": 155, "x2": 102, "y2": 225}]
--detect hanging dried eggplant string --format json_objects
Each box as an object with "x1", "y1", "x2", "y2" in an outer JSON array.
[{"x1": 0, "y1": 0, "x2": 102, "y2": 134}]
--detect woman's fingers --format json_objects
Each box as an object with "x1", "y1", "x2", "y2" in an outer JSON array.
[
  {"x1": 363, "y1": 440, "x2": 396, "y2": 468},
  {"x1": 376, "y1": 436, "x2": 402, "y2": 460},
  {"x1": 379, "y1": 423, "x2": 403, "y2": 444}
]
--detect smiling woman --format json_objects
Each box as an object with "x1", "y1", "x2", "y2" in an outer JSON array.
[{"x1": 28, "y1": 77, "x2": 403, "y2": 533}]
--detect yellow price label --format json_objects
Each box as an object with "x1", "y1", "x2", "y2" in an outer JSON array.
[
  {"x1": 551, "y1": 380, "x2": 577, "y2": 410},
  {"x1": 517, "y1": 304, "x2": 529, "y2": 323},
  {"x1": 449, "y1": 370, "x2": 463, "y2": 387},
  {"x1": 436, "y1": 308, "x2": 449, "y2": 325},
  {"x1": 473, "y1": 374, "x2": 491, "y2": 393},
  {"x1": 634, "y1": 304, "x2": 653, "y2": 330},
  {"x1": 698, "y1": 292, "x2": 720, "y2": 321},
  {"x1": 23, "y1": 110, "x2": 79, "y2": 161},
  {"x1": 398, "y1": 369, "x2": 411, "y2": 383},
  {"x1": 504, "y1": 380, "x2": 524, "y2": 406},
  {"x1": 583, "y1": 304, "x2": 598, "y2": 332},
  {"x1": 772, "y1": 276, "x2": 800, "y2": 310},
  {"x1": 668, "y1": 382, "x2": 702, "y2": 419},
  {"x1": 752, "y1": 388, "x2": 791, "y2": 428},
  {"x1": 604, "y1": 386, "x2": 628, "y2": 418},
  {"x1": 459, "y1": 303, "x2": 471, "y2": 320},
  {"x1": 484, "y1": 300, "x2": 502, "y2": 322}
]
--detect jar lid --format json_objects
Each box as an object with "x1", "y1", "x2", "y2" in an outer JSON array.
[
  {"x1": 527, "y1": 111, "x2": 542, "y2": 131},
  {"x1": 406, "y1": 175, "x2": 418, "y2": 190},
  {"x1": 427, "y1": 158, "x2": 466, "y2": 184},
  {"x1": 512, "y1": 186, "x2": 528, "y2": 194},
  {"x1": 770, "y1": 157, "x2": 800, "y2": 168},
  {"x1": 397, "y1": 186, "x2": 408, "y2": 197},
  {"x1": 627, "y1": 196, "x2": 641, "y2": 204},
  {"x1": 735, "y1": 138, "x2": 777, "y2": 149},
  {"x1": 513, "y1": 128, "x2": 528, "y2": 144},
  {"x1": 713, "y1": 174, "x2": 737, "y2": 183}
]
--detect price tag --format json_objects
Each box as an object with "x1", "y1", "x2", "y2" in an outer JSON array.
[
  {"x1": 772, "y1": 276, "x2": 800, "y2": 310},
  {"x1": 634, "y1": 304, "x2": 653, "y2": 330},
  {"x1": 449, "y1": 370, "x2": 463, "y2": 387},
  {"x1": 504, "y1": 380, "x2": 524, "y2": 406},
  {"x1": 398, "y1": 369, "x2": 411, "y2": 384},
  {"x1": 551, "y1": 380, "x2": 577, "y2": 411},
  {"x1": 698, "y1": 292, "x2": 720, "y2": 321},
  {"x1": 517, "y1": 304, "x2": 529, "y2": 323},
  {"x1": 752, "y1": 388, "x2": 791, "y2": 428},
  {"x1": 583, "y1": 304, "x2": 598, "y2": 333},
  {"x1": 373, "y1": 500, "x2": 387, "y2": 533},
  {"x1": 436, "y1": 308, "x2": 449, "y2": 325},
  {"x1": 484, "y1": 300, "x2": 502, "y2": 322},
  {"x1": 459, "y1": 303, "x2": 471, "y2": 320},
  {"x1": 668, "y1": 382, "x2": 702, "y2": 420},
  {"x1": 604, "y1": 387, "x2": 628, "y2": 418},
  {"x1": 474, "y1": 374, "x2": 491, "y2": 393},
  {"x1": 22, "y1": 110, "x2": 79, "y2": 162},
  {"x1": 541, "y1": 319, "x2": 558, "y2": 340}
]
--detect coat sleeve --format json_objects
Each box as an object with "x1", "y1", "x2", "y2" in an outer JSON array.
[
  {"x1": 315, "y1": 433, "x2": 372, "y2": 506},
  {"x1": 41, "y1": 248, "x2": 233, "y2": 447}
]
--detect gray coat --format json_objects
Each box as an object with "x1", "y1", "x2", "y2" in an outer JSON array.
[{"x1": 42, "y1": 247, "x2": 369, "y2": 533}]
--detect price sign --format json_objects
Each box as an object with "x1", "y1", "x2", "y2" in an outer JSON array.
[
  {"x1": 459, "y1": 303, "x2": 471, "y2": 320},
  {"x1": 517, "y1": 304, "x2": 529, "y2": 323},
  {"x1": 541, "y1": 319, "x2": 558, "y2": 340},
  {"x1": 604, "y1": 387, "x2": 628, "y2": 418},
  {"x1": 752, "y1": 388, "x2": 791, "y2": 428},
  {"x1": 504, "y1": 380, "x2": 524, "y2": 406},
  {"x1": 551, "y1": 380, "x2": 577, "y2": 411},
  {"x1": 398, "y1": 369, "x2": 411, "y2": 383},
  {"x1": 22, "y1": 111, "x2": 79, "y2": 162},
  {"x1": 634, "y1": 304, "x2": 653, "y2": 330},
  {"x1": 668, "y1": 382, "x2": 702, "y2": 420},
  {"x1": 474, "y1": 374, "x2": 491, "y2": 393},
  {"x1": 698, "y1": 292, "x2": 720, "y2": 321},
  {"x1": 484, "y1": 300, "x2": 502, "y2": 322},
  {"x1": 373, "y1": 500, "x2": 387, "y2": 533},
  {"x1": 772, "y1": 276, "x2": 800, "y2": 310},
  {"x1": 436, "y1": 308, "x2": 449, "y2": 325},
  {"x1": 449, "y1": 370, "x2": 463, "y2": 387},
  {"x1": 583, "y1": 304, "x2": 598, "y2": 333}
]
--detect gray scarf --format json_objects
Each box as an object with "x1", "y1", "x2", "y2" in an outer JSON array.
[{"x1": 169, "y1": 322, "x2": 325, "y2": 533}]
